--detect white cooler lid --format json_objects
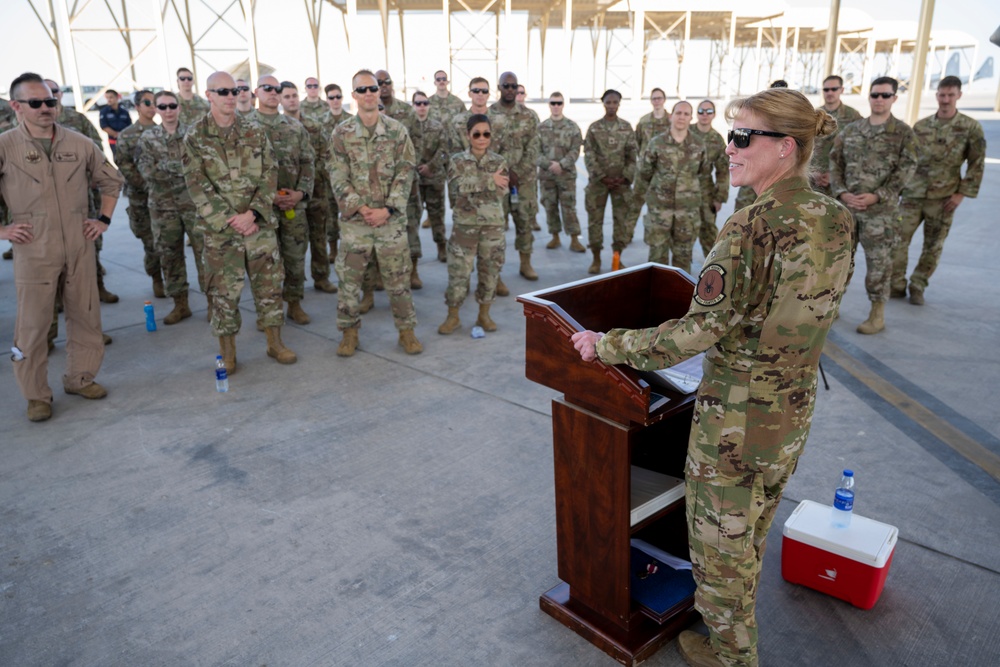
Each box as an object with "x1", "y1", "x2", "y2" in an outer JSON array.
[{"x1": 782, "y1": 499, "x2": 898, "y2": 567}]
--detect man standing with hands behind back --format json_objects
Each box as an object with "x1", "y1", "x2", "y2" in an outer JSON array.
[{"x1": 0, "y1": 72, "x2": 124, "y2": 422}]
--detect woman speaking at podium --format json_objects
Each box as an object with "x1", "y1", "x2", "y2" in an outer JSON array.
[{"x1": 572, "y1": 88, "x2": 853, "y2": 667}]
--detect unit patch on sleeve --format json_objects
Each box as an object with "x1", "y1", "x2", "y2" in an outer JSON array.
[{"x1": 694, "y1": 263, "x2": 726, "y2": 306}]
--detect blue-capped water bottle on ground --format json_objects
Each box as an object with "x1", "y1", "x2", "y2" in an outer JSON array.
[
  {"x1": 215, "y1": 355, "x2": 229, "y2": 393},
  {"x1": 831, "y1": 469, "x2": 855, "y2": 528},
  {"x1": 144, "y1": 300, "x2": 156, "y2": 332}
]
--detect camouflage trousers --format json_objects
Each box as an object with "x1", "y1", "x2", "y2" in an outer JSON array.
[
  {"x1": 685, "y1": 375, "x2": 815, "y2": 667},
  {"x1": 305, "y1": 197, "x2": 331, "y2": 282},
  {"x1": 585, "y1": 180, "x2": 633, "y2": 252},
  {"x1": 419, "y1": 182, "x2": 447, "y2": 245},
  {"x1": 150, "y1": 204, "x2": 206, "y2": 297},
  {"x1": 326, "y1": 195, "x2": 341, "y2": 246},
  {"x1": 733, "y1": 186, "x2": 756, "y2": 212},
  {"x1": 540, "y1": 174, "x2": 580, "y2": 237},
  {"x1": 127, "y1": 195, "x2": 161, "y2": 278},
  {"x1": 643, "y1": 205, "x2": 699, "y2": 274},
  {"x1": 698, "y1": 202, "x2": 720, "y2": 257},
  {"x1": 275, "y1": 204, "x2": 308, "y2": 303},
  {"x1": 406, "y1": 181, "x2": 424, "y2": 259},
  {"x1": 335, "y1": 218, "x2": 416, "y2": 332},
  {"x1": 852, "y1": 206, "x2": 899, "y2": 303},
  {"x1": 892, "y1": 198, "x2": 955, "y2": 293},
  {"x1": 445, "y1": 223, "x2": 505, "y2": 308},
  {"x1": 201, "y1": 225, "x2": 285, "y2": 337},
  {"x1": 503, "y1": 177, "x2": 538, "y2": 254}
]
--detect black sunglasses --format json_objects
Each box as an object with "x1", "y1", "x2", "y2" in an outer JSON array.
[
  {"x1": 208, "y1": 88, "x2": 240, "y2": 97},
  {"x1": 305, "y1": 83, "x2": 319, "y2": 89},
  {"x1": 17, "y1": 98, "x2": 58, "y2": 109},
  {"x1": 49, "y1": 87, "x2": 60, "y2": 95},
  {"x1": 471, "y1": 131, "x2": 491, "y2": 139},
  {"x1": 235, "y1": 85, "x2": 250, "y2": 93},
  {"x1": 697, "y1": 108, "x2": 715, "y2": 115},
  {"x1": 549, "y1": 101, "x2": 563, "y2": 106},
  {"x1": 823, "y1": 87, "x2": 842, "y2": 92},
  {"x1": 470, "y1": 87, "x2": 489, "y2": 94},
  {"x1": 435, "y1": 76, "x2": 448, "y2": 82},
  {"x1": 413, "y1": 100, "x2": 429, "y2": 106},
  {"x1": 500, "y1": 83, "x2": 518, "y2": 90},
  {"x1": 327, "y1": 94, "x2": 343, "y2": 100},
  {"x1": 156, "y1": 103, "x2": 179, "y2": 110},
  {"x1": 139, "y1": 99, "x2": 154, "y2": 107},
  {"x1": 355, "y1": 85, "x2": 379, "y2": 94},
  {"x1": 259, "y1": 84, "x2": 282, "y2": 93},
  {"x1": 727, "y1": 128, "x2": 788, "y2": 149},
  {"x1": 178, "y1": 76, "x2": 193, "y2": 82},
  {"x1": 870, "y1": 92, "x2": 895, "y2": 99},
  {"x1": 377, "y1": 79, "x2": 392, "y2": 86}
]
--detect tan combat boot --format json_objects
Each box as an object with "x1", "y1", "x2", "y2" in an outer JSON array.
[
  {"x1": 569, "y1": 235, "x2": 586, "y2": 253},
  {"x1": 437, "y1": 242, "x2": 447, "y2": 263},
  {"x1": 422, "y1": 217, "x2": 432, "y2": 229},
  {"x1": 588, "y1": 248, "x2": 601, "y2": 274},
  {"x1": 476, "y1": 303, "x2": 497, "y2": 332},
  {"x1": 287, "y1": 300, "x2": 311, "y2": 325},
  {"x1": 218, "y1": 335, "x2": 237, "y2": 374},
  {"x1": 908, "y1": 285, "x2": 924, "y2": 305},
  {"x1": 360, "y1": 289, "x2": 375, "y2": 314},
  {"x1": 546, "y1": 233, "x2": 561, "y2": 250},
  {"x1": 27, "y1": 399, "x2": 52, "y2": 422},
  {"x1": 398, "y1": 329, "x2": 423, "y2": 355},
  {"x1": 265, "y1": 327, "x2": 297, "y2": 364},
  {"x1": 97, "y1": 271, "x2": 119, "y2": 303},
  {"x1": 410, "y1": 261, "x2": 423, "y2": 290},
  {"x1": 677, "y1": 630, "x2": 725, "y2": 667},
  {"x1": 163, "y1": 293, "x2": 192, "y2": 325},
  {"x1": 314, "y1": 278, "x2": 337, "y2": 293},
  {"x1": 495, "y1": 277, "x2": 510, "y2": 297},
  {"x1": 152, "y1": 274, "x2": 166, "y2": 299},
  {"x1": 856, "y1": 302, "x2": 885, "y2": 335},
  {"x1": 337, "y1": 327, "x2": 359, "y2": 357},
  {"x1": 519, "y1": 252, "x2": 538, "y2": 281},
  {"x1": 438, "y1": 307, "x2": 462, "y2": 335}
]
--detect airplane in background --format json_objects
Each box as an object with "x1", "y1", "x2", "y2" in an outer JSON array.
[{"x1": 929, "y1": 52, "x2": 994, "y2": 88}]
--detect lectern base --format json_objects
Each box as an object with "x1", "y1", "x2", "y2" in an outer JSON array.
[{"x1": 539, "y1": 582, "x2": 699, "y2": 666}]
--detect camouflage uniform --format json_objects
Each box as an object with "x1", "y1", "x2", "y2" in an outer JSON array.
[
  {"x1": 415, "y1": 116, "x2": 449, "y2": 249},
  {"x1": 253, "y1": 110, "x2": 315, "y2": 305},
  {"x1": 809, "y1": 103, "x2": 861, "y2": 197},
  {"x1": 445, "y1": 150, "x2": 508, "y2": 307},
  {"x1": 537, "y1": 116, "x2": 583, "y2": 237},
  {"x1": 584, "y1": 116, "x2": 637, "y2": 252},
  {"x1": 831, "y1": 114, "x2": 918, "y2": 302},
  {"x1": 634, "y1": 131, "x2": 711, "y2": 274},
  {"x1": 448, "y1": 110, "x2": 473, "y2": 155},
  {"x1": 690, "y1": 124, "x2": 730, "y2": 255},
  {"x1": 320, "y1": 110, "x2": 354, "y2": 247},
  {"x1": 635, "y1": 111, "x2": 671, "y2": 155},
  {"x1": 300, "y1": 98, "x2": 327, "y2": 123},
  {"x1": 178, "y1": 95, "x2": 210, "y2": 127},
  {"x1": 595, "y1": 176, "x2": 854, "y2": 667},
  {"x1": 297, "y1": 112, "x2": 334, "y2": 284},
  {"x1": 428, "y1": 92, "x2": 466, "y2": 125},
  {"x1": 379, "y1": 98, "x2": 422, "y2": 279},
  {"x1": 893, "y1": 112, "x2": 985, "y2": 294},
  {"x1": 488, "y1": 101, "x2": 540, "y2": 253},
  {"x1": 182, "y1": 112, "x2": 284, "y2": 337},
  {"x1": 328, "y1": 114, "x2": 417, "y2": 332},
  {"x1": 137, "y1": 123, "x2": 205, "y2": 296},
  {"x1": 733, "y1": 186, "x2": 756, "y2": 212},
  {"x1": 115, "y1": 122, "x2": 161, "y2": 281}
]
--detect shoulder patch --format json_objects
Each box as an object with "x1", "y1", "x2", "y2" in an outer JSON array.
[{"x1": 694, "y1": 263, "x2": 726, "y2": 307}]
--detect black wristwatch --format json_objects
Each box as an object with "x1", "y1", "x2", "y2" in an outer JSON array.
[
  {"x1": 98, "y1": 214, "x2": 112, "y2": 225},
  {"x1": 300, "y1": 192, "x2": 310, "y2": 202},
  {"x1": 252, "y1": 209, "x2": 263, "y2": 222},
  {"x1": 386, "y1": 207, "x2": 397, "y2": 216}
]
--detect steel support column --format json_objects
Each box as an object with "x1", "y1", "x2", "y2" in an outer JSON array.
[
  {"x1": 53, "y1": 0, "x2": 85, "y2": 112},
  {"x1": 824, "y1": 0, "x2": 841, "y2": 77},
  {"x1": 632, "y1": 6, "x2": 644, "y2": 102},
  {"x1": 906, "y1": 0, "x2": 934, "y2": 125},
  {"x1": 240, "y1": 0, "x2": 260, "y2": 85},
  {"x1": 726, "y1": 11, "x2": 737, "y2": 99}
]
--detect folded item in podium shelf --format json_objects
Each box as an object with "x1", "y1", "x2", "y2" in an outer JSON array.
[
  {"x1": 631, "y1": 466, "x2": 685, "y2": 526},
  {"x1": 649, "y1": 391, "x2": 670, "y2": 413},
  {"x1": 640, "y1": 352, "x2": 705, "y2": 394},
  {"x1": 629, "y1": 544, "x2": 697, "y2": 623}
]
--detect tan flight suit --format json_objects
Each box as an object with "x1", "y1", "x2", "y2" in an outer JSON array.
[{"x1": 0, "y1": 124, "x2": 123, "y2": 403}]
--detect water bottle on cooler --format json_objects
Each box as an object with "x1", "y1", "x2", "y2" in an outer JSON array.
[
  {"x1": 144, "y1": 300, "x2": 156, "y2": 332},
  {"x1": 215, "y1": 355, "x2": 229, "y2": 393},
  {"x1": 831, "y1": 469, "x2": 855, "y2": 528}
]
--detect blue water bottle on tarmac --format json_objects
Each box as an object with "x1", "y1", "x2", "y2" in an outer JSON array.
[
  {"x1": 144, "y1": 300, "x2": 156, "y2": 332},
  {"x1": 215, "y1": 355, "x2": 229, "y2": 393},
  {"x1": 831, "y1": 469, "x2": 855, "y2": 528}
]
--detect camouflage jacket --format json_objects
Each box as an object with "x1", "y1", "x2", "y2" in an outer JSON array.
[
  {"x1": 178, "y1": 95, "x2": 210, "y2": 127},
  {"x1": 447, "y1": 150, "x2": 508, "y2": 227},
  {"x1": 115, "y1": 121, "x2": 157, "y2": 199},
  {"x1": 289, "y1": 112, "x2": 331, "y2": 199},
  {"x1": 182, "y1": 112, "x2": 277, "y2": 233},
  {"x1": 690, "y1": 124, "x2": 730, "y2": 204},
  {"x1": 428, "y1": 92, "x2": 466, "y2": 124},
  {"x1": 830, "y1": 114, "x2": 918, "y2": 208},
  {"x1": 537, "y1": 116, "x2": 583, "y2": 179},
  {"x1": 634, "y1": 130, "x2": 711, "y2": 209},
  {"x1": 635, "y1": 111, "x2": 671, "y2": 155},
  {"x1": 328, "y1": 114, "x2": 415, "y2": 222},
  {"x1": 252, "y1": 110, "x2": 315, "y2": 198},
  {"x1": 810, "y1": 103, "x2": 862, "y2": 176},
  {"x1": 584, "y1": 116, "x2": 637, "y2": 183},
  {"x1": 382, "y1": 98, "x2": 421, "y2": 146},
  {"x1": 487, "y1": 101, "x2": 540, "y2": 182},
  {"x1": 57, "y1": 106, "x2": 103, "y2": 148},
  {"x1": 448, "y1": 109, "x2": 474, "y2": 154},
  {"x1": 300, "y1": 99, "x2": 328, "y2": 123},
  {"x1": 0, "y1": 99, "x2": 16, "y2": 134},
  {"x1": 136, "y1": 123, "x2": 193, "y2": 210},
  {"x1": 415, "y1": 116, "x2": 448, "y2": 186},
  {"x1": 901, "y1": 111, "x2": 986, "y2": 200}
]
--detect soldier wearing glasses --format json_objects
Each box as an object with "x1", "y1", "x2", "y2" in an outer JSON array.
[
  {"x1": 182, "y1": 71, "x2": 297, "y2": 373},
  {"x1": 176, "y1": 67, "x2": 209, "y2": 126},
  {"x1": 411, "y1": 91, "x2": 449, "y2": 263},
  {"x1": 0, "y1": 72, "x2": 124, "y2": 422},
  {"x1": 537, "y1": 92, "x2": 584, "y2": 253},
  {"x1": 690, "y1": 99, "x2": 730, "y2": 257},
  {"x1": 810, "y1": 75, "x2": 861, "y2": 197},
  {"x1": 321, "y1": 83, "x2": 353, "y2": 262},
  {"x1": 300, "y1": 77, "x2": 327, "y2": 122},
  {"x1": 234, "y1": 79, "x2": 254, "y2": 116},
  {"x1": 428, "y1": 70, "x2": 465, "y2": 124},
  {"x1": 831, "y1": 76, "x2": 917, "y2": 335}
]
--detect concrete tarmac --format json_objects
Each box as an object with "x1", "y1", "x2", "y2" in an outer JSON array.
[{"x1": 1, "y1": 113, "x2": 998, "y2": 666}]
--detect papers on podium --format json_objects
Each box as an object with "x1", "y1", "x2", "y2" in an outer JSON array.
[
  {"x1": 631, "y1": 466, "x2": 685, "y2": 526},
  {"x1": 640, "y1": 352, "x2": 705, "y2": 395}
]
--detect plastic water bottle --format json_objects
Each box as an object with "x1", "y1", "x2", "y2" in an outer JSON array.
[
  {"x1": 510, "y1": 186, "x2": 519, "y2": 205},
  {"x1": 144, "y1": 300, "x2": 156, "y2": 332},
  {"x1": 470, "y1": 325, "x2": 486, "y2": 339},
  {"x1": 831, "y1": 469, "x2": 855, "y2": 528},
  {"x1": 215, "y1": 355, "x2": 229, "y2": 393}
]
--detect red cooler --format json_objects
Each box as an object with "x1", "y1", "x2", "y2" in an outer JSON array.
[{"x1": 781, "y1": 499, "x2": 898, "y2": 610}]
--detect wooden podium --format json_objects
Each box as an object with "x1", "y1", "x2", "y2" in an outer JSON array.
[{"x1": 517, "y1": 263, "x2": 700, "y2": 666}]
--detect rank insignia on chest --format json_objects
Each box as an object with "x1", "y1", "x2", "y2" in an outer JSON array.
[
  {"x1": 695, "y1": 263, "x2": 726, "y2": 307},
  {"x1": 25, "y1": 150, "x2": 41, "y2": 164}
]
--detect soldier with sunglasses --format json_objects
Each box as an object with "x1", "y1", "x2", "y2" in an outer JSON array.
[
  {"x1": 537, "y1": 92, "x2": 584, "y2": 253},
  {"x1": 411, "y1": 91, "x2": 449, "y2": 263},
  {"x1": 176, "y1": 68, "x2": 209, "y2": 126},
  {"x1": 809, "y1": 75, "x2": 861, "y2": 197},
  {"x1": 300, "y1": 77, "x2": 327, "y2": 123},
  {"x1": 428, "y1": 70, "x2": 465, "y2": 125},
  {"x1": 320, "y1": 84, "x2": 353, "y2": 264},
  {"x1": 690, "y1": 99, "x2": 730, "y2": 257}
]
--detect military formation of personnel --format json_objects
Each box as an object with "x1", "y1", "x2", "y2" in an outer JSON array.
[{"x1": 0, "y1": 64, "x2": 987, "y2": 421}]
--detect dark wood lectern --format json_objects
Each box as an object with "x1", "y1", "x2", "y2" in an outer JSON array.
[{"x1": 517, "y1": 263, "x2": 700, "y2": 666}]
